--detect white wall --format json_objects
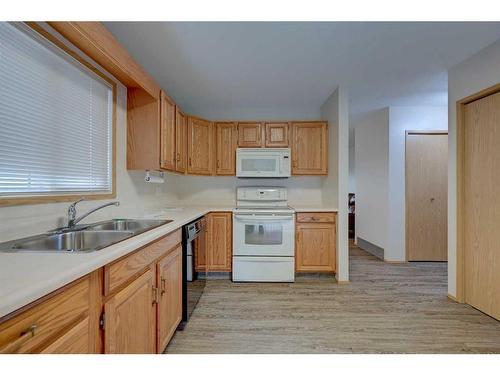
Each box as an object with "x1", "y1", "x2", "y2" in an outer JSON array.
[
  {"x1": 348, "y1": 140, "x2": 356, "y2": 194},
  {"x1": 321, "y1": 87, "x2": 349, "y2": 282},
  {"x1": 386, "y1": 106, "x2": 448, "y2": 261},
  {"x1": 353, "y1": 109, "x2": 389, "y2": 250},
  {"x1": 447, "y1": 39, "x2": 500, "y2": 298},
  {"x1": 175, "y1": 176, "x2": 324, "y2": 207},
  {"x1": 0, "y1": 82, "x2": 179, "y2": 242}
]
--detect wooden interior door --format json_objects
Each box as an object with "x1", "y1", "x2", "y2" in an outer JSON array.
[
  {"x1": 175, "y1": 108, "x2": 187, "y2": 173},
  {"x1": 406, "y1": 133, "x2": 448, "y2": 261},
  {"x1": 160, "y1": 91, "x2": 176, "y2": 171},
  {"x1": 104, "y1": 269, "x2": 156, "y2": 354},
  {"x1": 237, "y1": 122, "x2": 263, "y2": 147},
  {"x1": 215, "y1": 122, "x2": 237, "y2": 175},
  {"x1": 296, "y1": 223, "x2": 336, "y2": 272},
  {"x1": 157, "y1": 245, "x2": 182, "y2": 353},
  {"x1": 463, "y1": 91, "x2": 500, "y2": 320},
  {"x1": 291, "y1": 122, "x2": 327, "y2": 175},
  {"x1": 188, "y1": 117, "x2": 213, "y2": 175},
  {"x1": 265, "y1": 122, "x2": 289, "y2": 147},
  {"x1": 207, "y1": 212, "x2": 232, "y2": 271}
]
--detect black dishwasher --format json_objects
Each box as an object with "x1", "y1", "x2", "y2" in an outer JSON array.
[{"x1": 179, "y1": 216, "x2": 207, "y2": 329}]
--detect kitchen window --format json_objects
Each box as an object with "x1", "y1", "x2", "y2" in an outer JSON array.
[{"x1": 0, "y1": 22, "x2": 116, "y2": 205}]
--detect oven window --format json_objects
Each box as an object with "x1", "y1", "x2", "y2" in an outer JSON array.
[
  {"x1": 245, "y1": 223, "x2": 283, "y2": 245},
  {"x1": 241, "y1": 158, "x2": 276, "y2": 172}
]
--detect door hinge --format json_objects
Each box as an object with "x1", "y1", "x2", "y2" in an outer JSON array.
[{"x1": 99, "y1": 312, "x2": 105, "y2": 330}]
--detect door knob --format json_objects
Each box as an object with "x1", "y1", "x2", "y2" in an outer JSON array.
[{"x1": 430, "y1": 198, "x2": 435, "y2": 202}]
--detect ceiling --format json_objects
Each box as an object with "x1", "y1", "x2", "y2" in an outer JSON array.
[{"x1": 104, "y1": 22, "x2": 500, "y2": 117}]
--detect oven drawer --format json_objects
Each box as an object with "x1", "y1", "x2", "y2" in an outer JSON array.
[{"x1": 232, "y1": 256, "x2": 294, "y2": 282}]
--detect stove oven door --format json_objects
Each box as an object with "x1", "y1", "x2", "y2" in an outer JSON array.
[{"x1": 233, "y1": 213, "x2": 294, "y2": 256}]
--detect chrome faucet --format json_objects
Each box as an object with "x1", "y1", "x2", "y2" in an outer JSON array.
[{"x1": 67, "y1": 198, "x2": 120, "y2": 229}]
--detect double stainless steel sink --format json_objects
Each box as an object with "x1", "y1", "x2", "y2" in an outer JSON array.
[{"x1": 0, "y1": 219, "x2": 173, "y2": 253}]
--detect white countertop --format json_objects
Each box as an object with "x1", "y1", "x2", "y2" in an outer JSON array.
[
  {"x1": 0, "y1": 204, "x2": 337, "y2": 318},
  {"x1": 293, "y1": 206, "x2": 338, "y2": 212},
  {"x1": 0, "y1": 206, "x2": 231, "y2": 318}
]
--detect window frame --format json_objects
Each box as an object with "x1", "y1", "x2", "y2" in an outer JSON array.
[{"x1": 0, "y1": 22, "x2": 117, "y2": 207}]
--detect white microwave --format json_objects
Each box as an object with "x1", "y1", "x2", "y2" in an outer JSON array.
[{"x1": 236, "y1": 148, "x2": 291, "y2": 178}]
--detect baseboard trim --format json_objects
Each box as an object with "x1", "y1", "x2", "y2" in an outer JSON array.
[
  {"x1": 447, "y1": 293, "x2": 459, "y2": 302},
  {"x1": 357, "y1": 237, "x2": 384, "y2": 260},
  {"x1": 384, "y1": 260, "x2": 407, "y2": 264}
]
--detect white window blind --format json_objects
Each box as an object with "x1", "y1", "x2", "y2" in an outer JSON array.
[{"x1": 0, "y1": 22, "x2": 113, "y2": 198}]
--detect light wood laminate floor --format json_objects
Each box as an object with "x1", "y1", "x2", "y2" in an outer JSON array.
[{"x1": 166, "y1": 244, "x2": 500, "y2": 353}]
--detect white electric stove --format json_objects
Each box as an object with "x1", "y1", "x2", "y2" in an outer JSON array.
[{"x1": 232, "y1": 187, "x2": 295, "y2": 282}]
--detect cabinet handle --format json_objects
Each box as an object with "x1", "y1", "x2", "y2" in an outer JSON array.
[
  {"x1": 161, "y1": 277, "x2": 166, "y2": 296},
  {"x1": 311, "y1": 217, "x2": 318, "y2": 221},
  {"x1": 176, "y1": 153, "x2": 180, "y2": 162},
  {"x1": 0, "y1": 324, "x2": 37, "y2": 354},
  {"x1": 188, "y1": 157, "x2": 192, "y2": 166},
  {"x1": 217, "y1": 160, "x2": 220, "y2": 168},
  {"x1": 152, "y1": 286, "x2": 159, "y2": 305}
]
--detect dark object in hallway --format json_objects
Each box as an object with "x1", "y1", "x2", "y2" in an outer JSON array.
[{"x1": 348, "y1": 193, "x2": 355, "y2": 239}]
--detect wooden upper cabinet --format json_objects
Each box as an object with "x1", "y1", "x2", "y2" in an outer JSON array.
[
  {"x1": 127, "y1": 88, "x2": 161, "y2": 171},
  {"x1": 160, "y1": 91, "x2": 176, "y2": 171},
  {"x1": 156, "y1": 245, "x2": 182, "y2": 353},
  {"x1": 291, "y1": 122, "x2": 328, "y2": 175},
  {"x1": 207, "y1": 212, "x2": 232, "y2": 272},
  {"x1": 175, "y1": 108, "x2": 188, "y2": 174},
  {"x1": 238, "y1": 122, "x2": 263, "y2": 147},
  {"x1": 188, "y1": 117, "x2": 214, "y2": 175},
  {"x1": 215, "y1": 122, "x2": 237, "y2": 175},
  {"x1": 265, "y1": 122, "x2": 289, "y2": 147},
  {"x1": 104, "y1": 268, "x2": 156, "y2": 354}
]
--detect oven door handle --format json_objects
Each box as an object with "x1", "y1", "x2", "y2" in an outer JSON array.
[{"x1": 234, "y1": 215, "x2": 293, "y2": 222}]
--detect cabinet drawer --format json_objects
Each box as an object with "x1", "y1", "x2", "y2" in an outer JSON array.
[
  {"x1": 0, "y1": 276, "x2": 90, "y2": 354},
  {"x1": 104, "y1": 229, "x2": 181, "y2": 295},
  {"x1": 40, "y1": 316, "x2": 90, "y2": 354},
  {"x1": 296, "y1": 212, "x2": 336, "y2": 223}
]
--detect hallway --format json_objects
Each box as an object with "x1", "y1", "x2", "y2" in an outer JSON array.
[{"x1": 166, "y1": 244, "x2": 500, "y2": 353}]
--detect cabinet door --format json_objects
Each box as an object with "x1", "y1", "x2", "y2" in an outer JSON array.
[
  {"x1": 40, "y1": 317, "x2": 90, "y2": 354},
  {"x1": 296, "y1": 222, "x2": 336, "y2": 273},
  {"x1": 195, "y1": 217, "x2": 207, "y2": 272},
  {"x1": 104, "y1": 269, "x2": 156, "y2": 354},
  {"x1": 215, "y1": 122, "x2": 237, "y2": 175},
  {"x1": 157, "y1": 245, "x2": 182, "y2": 353},
  {"x1": 175, "y1": 108, "x2": 188, "y2": 173},
  {"x1": 291, "y1": 122, "x2": 328, "y2": 175},
  {"x1": 238, "y1": 122, "x2": 263, "y2": 147},
  {"x1": 265, "y1": 122, "x2": 289, "y2": 147},
  {"x1": 188, "y1": 117, "x2": 214, "y2": 175},
  {"x1": 207, "y1": 212, "x2": 232, "y2": 272},
  {"x1": 160, "y1": 91, "x2": 176, "y2": 171}
]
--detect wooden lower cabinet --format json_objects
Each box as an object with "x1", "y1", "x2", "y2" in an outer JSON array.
[
  {"x1": 104, "y1": 268, "x2": 156, "y2": 354},
  {"x1": 157, "y1": 245, "x2": 182, "y2": 353},
  {"x1": 206, "y1": 212, "x2": 232, "y2": 272},
  {"x1": 40, "y1": 317, "x2": 90, "y2": 354},
  {"x1": 295, "y1": 213, "x2": 336, "y2": 273},
  {"x1": 0, "y1": 274, "x2": 98, "y2": 354}
]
